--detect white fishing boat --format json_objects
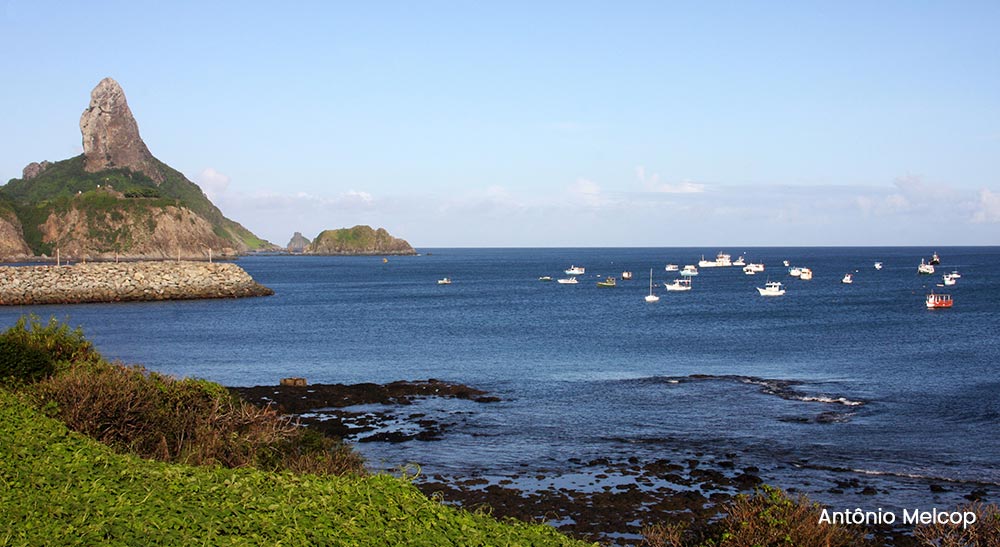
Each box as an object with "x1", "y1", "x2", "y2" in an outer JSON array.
[
  {"x1": 799, "y1": 268, "x2": 813, "y2": 281},
  {"x1": 664, "y1": 278, "x2": 692, "y2": 292},
  {"x1": 943, "y1": 273, "x2": 958, "y2": 286},
  {"x1": 564, "y1": 265, "x2": 586, "y2": 276},
  {"x1": 874, "y1": 261, "x2": 883, "y2": 270},
  {"x1": 745, "y1": 262, "x2": 765, "y2": 274},
  {"x1": 698, "y1": 252, "x2": 733, "y2": 268},
  {"x1": 757, "y1": 280, "x2": 786, "y2": 296},
  {"x1": 557, "y1": 277, "x2": 579, "y2": 284},
  {"x1": 644, "y1": 269, "x2": 660, "y2": 302},
  {"x1": 783, "y1": 260, "x2": 790, "y2": 267},
  {"x1": 917, "y1": 259, "x2": 935, "y2": 275},
  {"x1": 789, "y1": 267, "x2": 803, "y2": 277},
  {"x1": 732, "y1": 255, "x2": 746, "y2": 266},
  {"x1": 621, "y1": 271, "x2": 633, "y2": 280},
  {"x1": 743, "y1": 265, "x2": 757, "y2": 275},
  {"x1": 680, "y1": 265, "x2": 699, "y2": 277},
  {"x1": 437, "y1": 278, "x2": 452, "y2": 285},
  {"x1": 842, "y1": 273, "x2": 853, "y2": 284},
  {"x1": 538, "y1": 276, "x2": 553, "y2": 282},
  {"x1": 664, "y1": 264, "x2": 679, "y2": 272},
  {"x1": 948, "y1": 270, "x2": 961, "y2": 279}
]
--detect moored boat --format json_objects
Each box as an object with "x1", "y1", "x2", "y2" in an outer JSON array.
[
  {"x1": 943, "y1": 273, "x2": 957, "y2": 286},
  {"x1": 664, "y1": 264, "x2": 679, "y2": 272},
  {"x1": 557, "y1": 277, "x2": 578, "y2": 284},
  {"x1": 799, "y1": 268, "x2": 813, "y2": 281},
  {"x1": 437, "y1": 278, "x2": 452, "y2": 285},
  {"x1": 597, "y1": 277, "x2": 617, "y2": 288},
  {"x1": 564, "y1": 265, "x2": 586, "y2": 276},
  {"x1": 926, "y1": 292, "x2": 952, "y2": 309},
  {"x1": 664, "y1": 278, "x2": 692, "y2": 292},
  {"x1": 842, "y1": 273, "x2": 853, "y2": 284},
  {"x1": 874, "y1": 261, "x2": 883, "y2": 270},
  {"x1": 538, "y1": 276, "x2": 553, "y2": 282},
  {"x1": 621, "y1": 271, "x2": 633, "y2": 280},
  {"x1": 757, "y1": 280, "x2": 786, "y2": 296},
  {"x1": 744, "y1": 262, "x2": 765, "y2": 274},
  {"x1": 930, "y1": 252, "x2": 941, "y2": 265},
  {"x1": 732, "y1": 255, "x2": 746, "y2": 266},
  {"x1": 918, "y1": 259, "x2": 935, "y2": 275},
  {"x1": 644, "y1": 269, "x2": 659, "y2": 302},
  {"x1": 788, "y1": 267, "x2": 802, "y2": 277},
  {"x1": 680, "y1": 265, "x2": 699, "y2": 276}
]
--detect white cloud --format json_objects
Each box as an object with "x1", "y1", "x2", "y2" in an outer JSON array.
[
  {"x1": 197, "y1": 167, "x2": 231, "y2": 201},
  {"x1": 972, "y1": 188, "x2": 1000, "y2": 223},
  {"x1": 636, "y1": 166, "x2": 705, "y2": 194},
  {"x1": 568, "y1": 178, "x2": 606, "y2": 207}
]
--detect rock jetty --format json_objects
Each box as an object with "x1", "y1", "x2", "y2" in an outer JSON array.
[{"x1": 0, "y1": 261, "x2": 273, "y2": 305}]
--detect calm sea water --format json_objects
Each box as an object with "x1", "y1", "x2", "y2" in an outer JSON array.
[{"x1": 3, "y1": 247, "x2": 998, "y2": 510}]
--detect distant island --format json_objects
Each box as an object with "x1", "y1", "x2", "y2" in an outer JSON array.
[
  {"x1": 295, "y1": 225, "x2": 416, "y2": 256},
  {"x1": 0, "y1": 78, "x2": 275, "y2": 262}
]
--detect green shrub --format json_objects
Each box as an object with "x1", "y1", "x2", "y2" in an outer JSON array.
[
  {"x1": 0, "y1": 315, "x2": 99, "y2": 385},
  {"x1": 643, "y1": 486, "x2": 868, "y2": 547},
  {"x1": 33, "y1": 361, "x2": 365, "y2": 475},
  {"x1": 0, "y1": 338, "x2": 55, "y2": 384}
]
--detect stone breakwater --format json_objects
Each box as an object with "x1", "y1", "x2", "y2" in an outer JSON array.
[{"x1": 0, "y1": 261, "x2": 273, "y2": 305}]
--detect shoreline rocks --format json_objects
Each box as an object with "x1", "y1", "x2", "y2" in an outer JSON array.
[{"x1": 0, "y1": 261, "x2": 273, "y2": 305}]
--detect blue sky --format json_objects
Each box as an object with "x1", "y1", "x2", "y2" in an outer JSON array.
[{"x1": 2, "y1": 1, "x2": 998, "y2": 246}]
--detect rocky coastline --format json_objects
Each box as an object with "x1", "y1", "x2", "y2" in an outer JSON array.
[{"x1": 0, "y1": 261, "x2": 273, "y2": 305}]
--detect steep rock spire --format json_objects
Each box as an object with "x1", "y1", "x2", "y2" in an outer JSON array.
[{"x1": 80, "y1": 77, "x2": 163, "y2": 183}]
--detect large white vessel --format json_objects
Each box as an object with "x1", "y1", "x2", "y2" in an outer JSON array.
[{"x1": 698, "y1": 252, "x2": 732, "y2": 268}]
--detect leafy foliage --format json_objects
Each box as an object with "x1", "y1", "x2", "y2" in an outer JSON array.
[
  {"x1": 0, "y1": 315, "x2": 99, "y2": 385},
  {"x1": 0, "y1": 388, "x2": 591, "y2": 546}
]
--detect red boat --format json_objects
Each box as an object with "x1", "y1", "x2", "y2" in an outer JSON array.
[{"x1": 926, "y1": 293, "x2": 953, "y2": 309}]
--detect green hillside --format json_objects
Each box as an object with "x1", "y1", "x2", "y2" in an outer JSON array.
[{"x1": 0, "y1": 155, "x2": 268, "y2": 255}]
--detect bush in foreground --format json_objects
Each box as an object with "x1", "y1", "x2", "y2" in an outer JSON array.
[
  {"x1": 643, "y1": 486, "x2": 868, "y2": 547},
  {"x1": 0, "y1": 315, "x2": 99, "y2": 384},
  {"x1": 914, "y1": 501, "x2": 1000, "y2": 547},
  {"x1": 0, "y1": 389, "x2": 591, "y2": 547},
  {"x1": 2, "y1": 316, "x2": 363, "y2": 476}
]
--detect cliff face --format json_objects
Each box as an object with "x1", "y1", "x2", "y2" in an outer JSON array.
[
  {"x1": 0, "y1": 78, "x2": 273, "y2": 260},
  {"x1": 0, "y1": 210, "x2": 31, "y2": 259},
  {"x1": 307, "y1": 225, "x2": 416, "y2": 255},
  {"x1": 38, "y1": 199, "x2": 235, "y2": 260}
]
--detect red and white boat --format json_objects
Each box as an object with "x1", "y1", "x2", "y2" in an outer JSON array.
[{"x1": 926, "y1": 292, "x2": 953, "y2": 309}]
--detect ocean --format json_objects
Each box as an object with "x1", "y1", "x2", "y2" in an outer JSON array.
[{"x1": 3, "y1": 247, "x2": 998, "y2": 517}]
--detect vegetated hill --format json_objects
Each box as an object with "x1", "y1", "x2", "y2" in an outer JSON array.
[
  {"x1": 0, "y1": 77, "x2": 272, "y2": 260},
  {"x1": 307, "y1": 225, "x2": 416, "y2": 255}
]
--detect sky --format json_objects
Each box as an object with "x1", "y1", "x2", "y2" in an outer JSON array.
[{"x1": 1, "y1": 1, "x2": 998, "y2": 247}]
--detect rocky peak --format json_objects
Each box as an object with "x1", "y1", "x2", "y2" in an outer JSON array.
[
  {"x1": 22, "y1": 160, "x2": 51, "y2": 180},
  {"x1": 286, "y1": 232, "x2": 311, "y2": 252},
  {"x1": 79, "y1": 77, "x2": 163, "y2": 183}
]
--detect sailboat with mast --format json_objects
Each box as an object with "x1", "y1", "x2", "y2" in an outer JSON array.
[{"x1": 645, "y1": 269, "x2": 660, "y2": 303}]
